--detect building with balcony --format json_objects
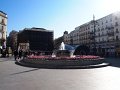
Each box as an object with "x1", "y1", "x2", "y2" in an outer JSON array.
[
  {"x1": 0, "y1": 11, "x2": 7, "y2": 49},
  {"x1": 64, "y1": 21, "x2": 93, "y2": 46},
  {"x1": 95, "y1": 12, "x2": 120, "y2": 56},
  {"x1": 63, "y1": 21, "x2": 94, "y2": 54},
  {"x1": 17, "y1": 27, "x2": 54, "y2": 54},
  {"x1": 63, "y1": 12, "x2": 120, "y2": 56}
]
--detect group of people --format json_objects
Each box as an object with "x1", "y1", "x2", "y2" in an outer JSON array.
[
  {"x1": 13, "y1": 49, "x2": 28, "y2": 61},
  {"x1": 13, "y1": 50, "x2": 53, "y2": 61}
]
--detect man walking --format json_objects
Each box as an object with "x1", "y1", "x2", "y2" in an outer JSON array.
[{"x1": 13, "y1": 50, "x2": 18, "y2": 61}]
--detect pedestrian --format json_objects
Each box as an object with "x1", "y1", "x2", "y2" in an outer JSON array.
[
  {"x1": 23, "y1": 50, "x2": 28, "y2": 59},
  {"x1": 18, "y1": 50, "x2": 23, "y2": 59},
  {"x1": 13, "y1": 50, "x2": 18, "y2": 61}
]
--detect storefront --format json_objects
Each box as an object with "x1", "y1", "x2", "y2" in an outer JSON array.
[{"x1": 18, "y1": 43, "x2": 29, "y2": 51}]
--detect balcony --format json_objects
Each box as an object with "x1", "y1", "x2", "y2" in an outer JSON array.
[
  {"x1": 107, "y1": 38, "x2": 115, "y2": 42},
  {"x1": 97, "y1": 41, "x2": 107, "y2": 44},
  {"x1": 0, "y1": 19, "x2": 6, "y2": 25},
  {"x1": 115, "y1": 22, "x2": 118, "y2": 26},
  {"x1": 90, "y1": 32, "x2": 94, "y2": 35},
  {"x1": 107, "y1": 32, "x2": 114, "y2": 36},
  {"x1": 106, "y1": 26, "x2": 114, "y2": 30},
  {"x1": 89, "y1": 35, "x2": 95, "y2": 40},
  {"x1": 116, "y1": 30, "x2": 119, "y2": 33}
]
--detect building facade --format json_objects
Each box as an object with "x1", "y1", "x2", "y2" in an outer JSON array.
[
  {"x1": 95, "y1": 12, "x2": 120, "y2": 56},
  {"x1": 64, "y1": 12, "x2": 120, "y2": 56},
  {"x1": 0, "y1": 11, "x2": 7, "y2": 49},
  {"x1": 17, "y1": 27, "x2": 54, "y2": 53},
  {"x1": 64, "y1": 21, "x2": 94, "y2": 45}
]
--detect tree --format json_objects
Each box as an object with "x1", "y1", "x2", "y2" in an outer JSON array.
[{"x1": 7, "y1": 30, "x2": 18, "y2": 51}]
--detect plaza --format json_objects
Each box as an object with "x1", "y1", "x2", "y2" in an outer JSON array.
[
  {"x1": 1, "y1": 0, "x2": 120, "y2": 90},
  {"x1": 0, "y1": 57, "x2": 120, "y2": 90}
]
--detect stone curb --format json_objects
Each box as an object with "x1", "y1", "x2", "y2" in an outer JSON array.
[{"x1": 16, "y1": 60, "x2": 110, "y2": 69}]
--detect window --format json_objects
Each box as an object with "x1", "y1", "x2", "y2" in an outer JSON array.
[
  {"x1": 102, "y1": 38, "x2": 104, "y2": 42},
  {"x1": 2, "y1": 19, "x2": 5, "y2": 24},
  {"x1": 2, "y1": 26, "x2": 4, "y2": 30},
  {"x1": 116, "y1": 36, "x2": 119, "y2": 41},
  {"x1": 99, "y1": 39, "x2": 100, "y2": 42},
  {"x1": 98, "y1": 28, "x2": 100, "y2": 32},
  {"x1": 98, "y1": 33, "x2": 100, "y2": 37},
  {"x1": 102, "y1": 22, "x2": 103, "y2": 25},
  {"x1": 97, "y1": 23, "x2": 99, "y2": 26},
  {"x1": 115, "y1": 22, "x2": 118, "y2": 26},
  {"x1": 102, "y1": 32, "x2": 104, "y2": 35},
  {"x1": 101, "y1": 28, "x2": 104, "y2": 31},
  {"x1": 116, "y1": 28, "x2": 119, "y2": 33},
  {"x1": 115, "y1": 16, "x2": 118, "y2": 20},
  {"x1": 106, "y1": 25, "x2": 107, "y2": 29},
  {"x1": 106, "y1": 20, "x2": 108, "y2": 23},
  {"x1": 110, "y1": 18, "x2": 112, "y2": 21}
]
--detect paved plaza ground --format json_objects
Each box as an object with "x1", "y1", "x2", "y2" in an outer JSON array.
[{"x1": 0, "y1": 57, "x2": 120, "y2": 90}]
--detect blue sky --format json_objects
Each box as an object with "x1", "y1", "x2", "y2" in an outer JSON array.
[{"x1": 1, "y1": 0, "x2": 120, "y2": 38}]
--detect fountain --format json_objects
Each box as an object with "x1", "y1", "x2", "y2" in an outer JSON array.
[
  {"x1": 59, "y1": 42, "x2": 65, "y2": 50},
  {"x1": 52, "y1": 42, "x2": 75, "y2": 57},
  {"x1": 70, "y1": 50, "x2": 75, "y2": 57},
  {"x1": 55, "y1": 42, "x2": 70, "y2": 57},
  {"x1": 20, "y1": 42, "x2": 106, "y2": 68}
]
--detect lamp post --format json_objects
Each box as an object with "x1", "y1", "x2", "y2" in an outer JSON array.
[
  {"x1": 93, "y1": 15, "x2": 96, "y2": 54},
  {"x1": 92, "y1": 15, "x2": 97, "y2": 55}
]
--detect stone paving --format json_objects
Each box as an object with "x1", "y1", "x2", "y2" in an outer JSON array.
[{"x1": 0, "y1": 57, "x2": 120, "y2": 90}]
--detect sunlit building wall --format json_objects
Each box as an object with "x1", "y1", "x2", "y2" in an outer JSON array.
[
  {"x1": 0, "y1": 11, "x2": 7, "y2": 49},
  {"x1": 64, "y1": 21, "x2": 93, "y2": 46},
  {"x1": 63, "y1": 12, "x2": 120, "y2": 56},
  {"x1": 95, "y1": 12, "x2": 120, "y2": 56}
]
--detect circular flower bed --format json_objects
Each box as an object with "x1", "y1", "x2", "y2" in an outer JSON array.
[{"x1": 22, "y1": 55, "x2": 105, "y2": 66}]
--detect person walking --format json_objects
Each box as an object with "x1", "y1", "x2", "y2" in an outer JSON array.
[
  {"x1": 23, "y1": 51, "x2": 28, "y2": 59},
  {"x1": 14, "y1": 50, "x2": 18, "y2": 61},
  {"x1": 18, "y1": 50, "x2": 23, "y2": 59}
]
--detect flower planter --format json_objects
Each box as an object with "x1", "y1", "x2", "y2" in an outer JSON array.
[{"x1": 23, "y1": 55, "x2": 105, "y2": 66}]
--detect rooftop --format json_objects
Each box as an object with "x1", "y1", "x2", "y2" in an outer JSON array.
[
  {"x1": 0, "y1": 10, "x2": 7, "y2": 18},
  {"x1": 0, "y1": 10, "x2": 7, "y2": 15},
  {"x1": 19, "y1": 27, "x2": 53, "y2": 33}
]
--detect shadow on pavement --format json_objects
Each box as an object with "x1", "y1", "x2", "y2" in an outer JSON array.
[
  {"x1": 105, "y1": 57, "x2": 120, "y2": 68},
  {"x1": 10, "y1": 68, "x2": 39, "y2": 75}
]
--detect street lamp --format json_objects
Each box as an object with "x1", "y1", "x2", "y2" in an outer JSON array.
[
  {"x1": 93, "y1": 15, "x2": 96, "y2": 54},
  {"x1": 91, "y1": 15, "x2": 97, "y2": 55}
]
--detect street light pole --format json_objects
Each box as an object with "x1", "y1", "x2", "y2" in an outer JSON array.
[{"x1": 93, "y1": 15, "x2": 96, "y2": 55}]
